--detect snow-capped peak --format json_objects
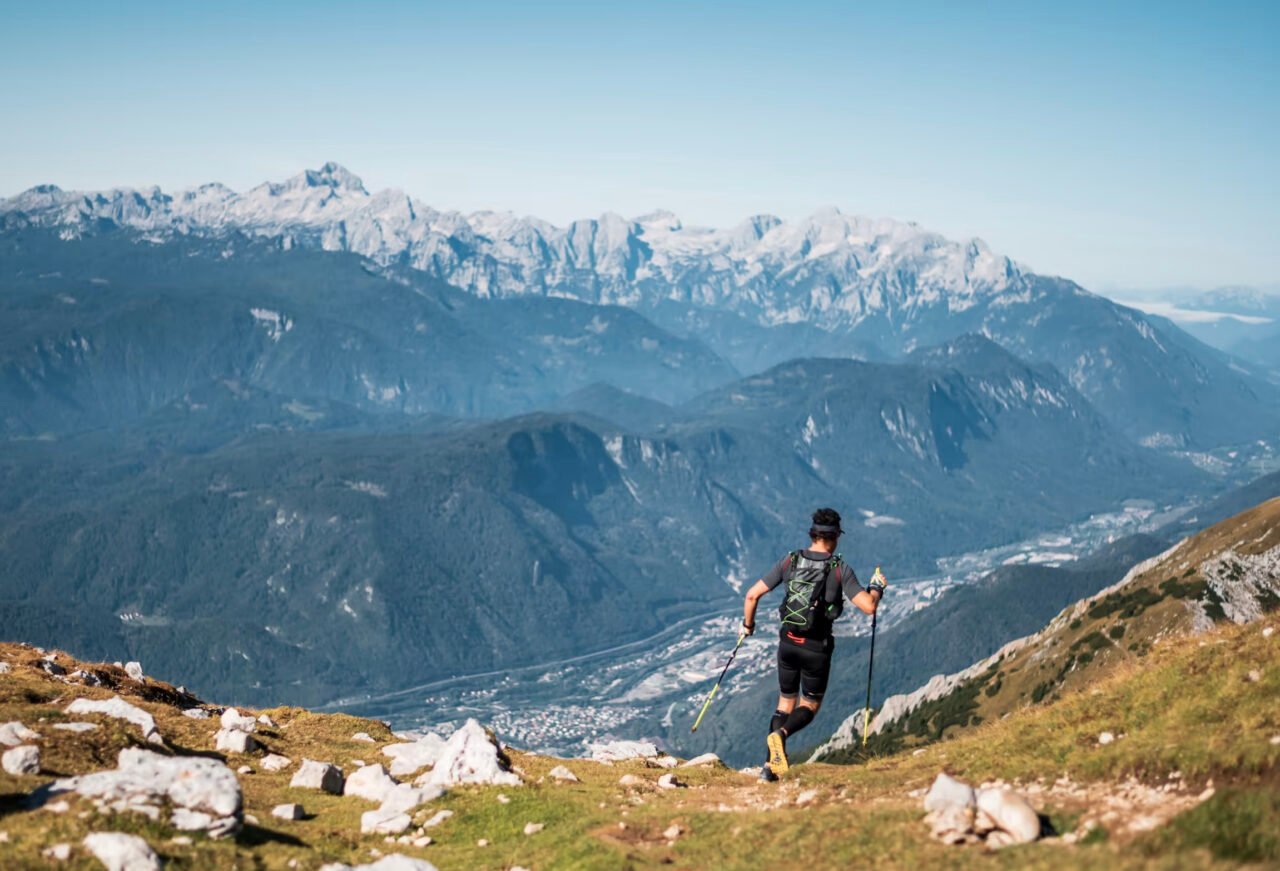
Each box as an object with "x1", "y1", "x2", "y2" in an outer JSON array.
[
  {"x1": 1, "y1": 164, "x2": 1029, "y2": 329},
  {"x1": 294, "y1": 162, "x2": 367, "y2": 194}
]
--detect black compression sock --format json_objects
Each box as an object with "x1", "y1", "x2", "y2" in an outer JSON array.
[{"x1": 781, "y1": 706, "x2": 815, "y2": 738}]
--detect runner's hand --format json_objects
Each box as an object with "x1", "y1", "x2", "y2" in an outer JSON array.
[
  {"x1": 868, "y1": 567, "x2": 888, "y2": 596},
  {"x1": 740, "y1": 621, "x2": 755, "y2": 638}
]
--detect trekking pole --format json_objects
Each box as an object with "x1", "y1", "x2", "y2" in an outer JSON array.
[
  {"x1": 691, "y1": 630, "x2": 747, "y2": 733},
  {"x1": 862, "y1": 608, "x2": 877, "y2": 747},
  {"x1": 862, "y1": 566, "x2": 882, "y2": 749}
]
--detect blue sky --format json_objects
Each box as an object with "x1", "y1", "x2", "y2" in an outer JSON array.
[{"x1": 1, "y1": 0, "x2": 1276, "y2": 290}]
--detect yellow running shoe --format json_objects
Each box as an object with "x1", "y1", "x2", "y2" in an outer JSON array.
[{"x1": 767, "y1": 730, "x2": 789, "y2": 776}]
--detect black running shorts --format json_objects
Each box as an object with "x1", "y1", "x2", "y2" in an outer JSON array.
[{"x1": 777, "y1": 634, "x2": 834, "y2": 700}]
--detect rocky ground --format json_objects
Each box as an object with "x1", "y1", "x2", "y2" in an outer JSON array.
[{"x1": 1, "y1": 611, "x2": 1277, "y2": 869}]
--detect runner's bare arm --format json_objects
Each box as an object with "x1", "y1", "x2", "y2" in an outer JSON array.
[
  {"x1": 851, "y1": 588, "x2": 880, "y2": 615},
  {"x1": 742, "y1": 580, "x2": 770, "y2": 633}
]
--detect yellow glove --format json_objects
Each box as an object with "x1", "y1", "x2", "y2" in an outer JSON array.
[{"x1": 868, "y1": 566, "x2": 887, "y2": 596}]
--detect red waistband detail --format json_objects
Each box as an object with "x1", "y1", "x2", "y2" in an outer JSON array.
[{"x1": 785, "y1": 632, "x2": 807, "y2": 645}]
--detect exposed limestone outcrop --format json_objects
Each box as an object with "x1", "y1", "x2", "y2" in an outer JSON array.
[{"x1": 33, "y1": 747, "x2": 242, "y2": 838}]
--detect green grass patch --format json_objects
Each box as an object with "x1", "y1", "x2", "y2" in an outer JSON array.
[
  {"x1": 1144, "y1": 785, "x2": 1280, "y2": 863},
  {"x1": 1088, "y1": 586, "x2": 1162, "y2": 621}
]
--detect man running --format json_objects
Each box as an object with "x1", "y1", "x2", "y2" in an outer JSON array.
[{"x1": 740, "y1": 507, "x2": 885, "y2": 781}]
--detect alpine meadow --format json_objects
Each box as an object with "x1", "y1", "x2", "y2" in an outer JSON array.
[{"x1": 2, "y1": 3, "x2": 1278, "y2": 869}]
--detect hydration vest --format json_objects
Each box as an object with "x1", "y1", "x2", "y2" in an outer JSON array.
[{"x1": 779, "y1": 551, "x2": 845, "y2": 638}]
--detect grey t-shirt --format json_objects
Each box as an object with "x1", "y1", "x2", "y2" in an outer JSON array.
[{"x1": 761, "y1": 550, "x2": 862, "y2": 599}]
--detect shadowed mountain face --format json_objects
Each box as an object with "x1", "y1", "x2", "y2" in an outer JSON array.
[
  {"x1": 0, "y1": 338, "x2": 1204, "y2": 707},
  {"x1": 0, "y1": 228, "x2": 737, "y2": 435}
]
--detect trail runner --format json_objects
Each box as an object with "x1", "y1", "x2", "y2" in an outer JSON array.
[{"x1": 740, "y1": 507, "x2": 886, "y2": 781}]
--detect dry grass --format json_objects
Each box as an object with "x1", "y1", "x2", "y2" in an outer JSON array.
[{"x1": 0, "y1": 609, "x2": 1276, "y2": 869}]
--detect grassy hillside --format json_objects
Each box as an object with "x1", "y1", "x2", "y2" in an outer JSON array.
[
  {"x1": 1, "y1": 605, "x2": 1276, "y2": 868},
  {"x1": 816, "y1": 497, "x2": 1280, "y2": 765}
]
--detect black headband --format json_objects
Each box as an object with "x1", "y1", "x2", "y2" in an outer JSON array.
[{"x1": 812, "y1": 523, "x2": 841, "y2": 534}]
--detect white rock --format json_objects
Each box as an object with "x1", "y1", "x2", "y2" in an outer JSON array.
[
  {"x1": 215, "y1": 728, "x2": 258, "y2": 754},
  {"x1": 220, "y1": 708, "x2": 258, "y2": 733},
  {"x1": 618, "y1": 774, "x2": 642, "y2": 786},
  {"x1": 1098, "y1": 731, "x2": 1115, "y2": 745},
  {"x1": 0, "y1": 662, "x2": 9, "y2": 673},
  {"x1": 361, "y1": 806, "x2": 412, "y2": 835},
  {"x1": 0, "y1": 721, "x2": 41, "y2": 745},
  {"x1": 412, "y1": 836, "x2": 432, "y2": 847},
  {"x1": 273, "y1": 803, "x2": 305, "y2": 820},
  {"x1": 496, "y1": 793, "x2": 511, "y2": 804},
  {"x1": 925, "y1": 804, "x2": 975, "y2": 843},
  {"x1": 476, "y1": 839, "x2": 489, "y2": 847},
  {"x1": 39, "y1": 747, "x2": 241, "y2": 837},
  {"x1": 182, "y1": 708, "x2": 210, "y2": 719},
  {"x1": 169, "y1": 836, "x2": 192, "y2": 845},
  {"x1": 523, "y1": 821, "x2": 544, "y2": 835},
  {"x1": 924, "y1": 772, "x2": 976, "y2": 812},
  {"x1": 973, "y1": 809, "x2": 997, "y2": 835},
  {"x1": 656, "y1": 773, "x2": 685, "y2": 790},
  {"x1": 663, "y1": 824, "x2": 682, "y2": 840},
  {"x1": 291, "y1": 759, "x2": 344, "y2": 794},
  {"x1": 345, "y1": 764, "x2": 399, "y2": 802},
  {"x1": 796, "y1": 789, "x2": 818, "y2": 805},
  {"x1": 547, "y1": 764, "x2": 579, "y2": 782},
  {"x1": 44, "y1": 843, "x2": 73, "y2": 861},
  {"x1": 421, "y1": 809, "x2": 453, "y2": 828},
  {"x1": 650, "y1": 755, "x2": 679, "y2": 768},
  {"x1": 124, "y1": 662, "x2": 145, "y2": 682},
  {"x1": 321, "y1": 855, "x2": 440, "y2": 871},
  {"x1": 53, "y1": 722, "x2": 98, "y2": 733},
  {"x1": 382, "y1": 733, "x2": 447, "y2": 777},
  {"x1": 425, "y1": 720, "x2": 520, "y2": 787},
  {"x1": 66, "y1": 696, "x2": 163, "y2": 745},
  {"x1": 262, "y1": 753, "x2": 293, "y2": 772},
  {"x1": 83, "y1": 832, "x2": 160, "y2": 871},
  {"x1": 1263, "y1": 626, "x2": 1274, "y2": 638},
  {"x1": 258, "y1": 714, "x2": 277, "y2": 727},
  {"x1": 381, "y1": 783, "x2": 443, "y2": 814},
  {"x1": 587, "y1": 739, "x2": 659, "y2": 762},
  {"x1": 985, "y1": 829, "x2": 1019, "y2": 849},
  {"x1": 976, "y1": 788, "x2": 1041, "y2": 844},
  {"x1": 172, "y1": 808, "x2": 230, "y2": 836},
  {"x1": 353, "y1": 732, "x2": 376, "y2": 743},
  {"x1": 238, "y1": 765, "x2": 253, "y2": 775},
  {"x1": 681, "y1": 752, "x2": 721, "y2": 767},
  {"x1": 1247, "y1": 670, "x2": 1262, "y2": 683},
  {"x1": 2, "y1": 745, "x2": 40, "y2": 775},
  {"x1": 1270, "y1": 735, "x2": 1280, "y2": 746},
  {"x1": 45, "y1": 800, "x2": 71, "y2": 813}
]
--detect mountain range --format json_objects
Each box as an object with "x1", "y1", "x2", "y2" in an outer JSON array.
[
  {"x1": 1, "y1": 164, "x2": 1278, "y2": 715},
  {"x1": 0, "y1": 327, "x2": 1203, "y2": 705},
  {"x1": 5, "y1": 163, "x2": 1280, "y2": 447}
]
